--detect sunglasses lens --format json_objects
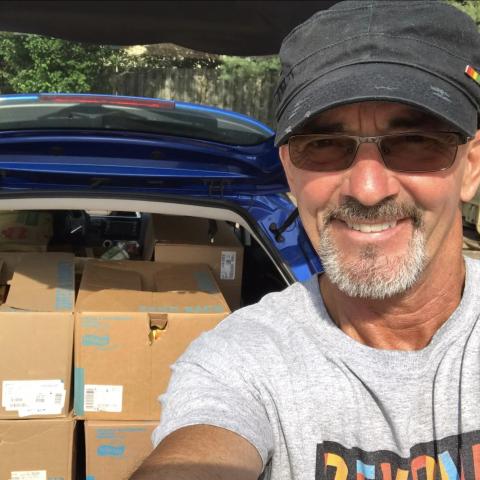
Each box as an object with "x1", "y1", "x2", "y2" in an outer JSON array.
[
  {"x1": 288, "y1": 132, "x2": 461, "y2": 172},
  {"x1": 288, "y1": 136, "x2": 357, "y2": 171},
  {"x1": 380, "y1": 133, "x2": 459, "y2": 172}
]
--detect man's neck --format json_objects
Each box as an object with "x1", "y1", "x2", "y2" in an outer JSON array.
[{"x1": 319, "y1": 253, "x2": 466, "y2": 351}]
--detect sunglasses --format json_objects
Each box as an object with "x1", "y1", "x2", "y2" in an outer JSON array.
[{"x1": 287, "y1": 131, "x2": 472, "y2": 173}]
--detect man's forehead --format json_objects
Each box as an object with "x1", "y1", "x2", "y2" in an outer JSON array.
[{"x1": 301, "y1": 101, "x2": 452, "y2": 134}]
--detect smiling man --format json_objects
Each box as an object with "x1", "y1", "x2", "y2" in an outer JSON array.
[
  {"x1": 131, "y1": 1, "x2": 480, "y2": 479},
  {"x1": 281, "y1": 101, "x2": 478, "y2": 351}
]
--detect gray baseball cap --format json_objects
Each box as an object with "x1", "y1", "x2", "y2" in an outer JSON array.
[{"x1": 274, "y1": 0, "x2": 480, "y2": 145}]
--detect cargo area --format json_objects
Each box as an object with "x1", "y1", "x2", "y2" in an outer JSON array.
[
  {"x1": 0, "y1": 206, "x2": 287, "y2": 308},
  {"x1": 0, "y1": 200, "x2": 290, "y2": 479}
]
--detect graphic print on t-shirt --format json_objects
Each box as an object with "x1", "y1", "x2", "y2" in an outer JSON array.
[{"x1": 316, "y1": 430, "x2": 480, "y2": 479}]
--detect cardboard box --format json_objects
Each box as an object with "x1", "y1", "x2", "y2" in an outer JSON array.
[
  {"x1": 0, "y1": 211, "x2": 53, "y2": 252},
  {"x1": 85, "y1": 420, "x2": 158, "y2": 479},
  {"x1": 153, "y1": 215, "x2": 244, "y2": 310},
  {"x1": 0, "y1": 253, "x2": 75, "y2": 419},
  {"x1": 74, "y1": 260, "x2": 229, "y2": 420},
  {"x1": 0, "y1": 416, "x2": 76, "y2": 480}
]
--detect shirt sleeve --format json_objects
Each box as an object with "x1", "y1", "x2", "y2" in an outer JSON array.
[{"x1": 151, "y1": 327, "x2": 275, "y2": 469}]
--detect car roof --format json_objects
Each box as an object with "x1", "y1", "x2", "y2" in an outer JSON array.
[{"x1": 0, "y1": 0, "x2": 339, "y2": 55}]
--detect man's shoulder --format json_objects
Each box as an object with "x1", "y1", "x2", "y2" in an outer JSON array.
[
  {"x1": 178, "y1": 275, "x2": 324, "y2": 374},
  {"x1": 210, "y1": 275, "x2": 322, "y2": 343}
]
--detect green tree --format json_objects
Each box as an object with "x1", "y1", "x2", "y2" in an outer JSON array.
[
  {"x1": 0, "y1": 33, "x2": 124, "y2": 93},
  {"x1": 217, "y1": 55, "x2": 280, "y2": 81},
  {"x1": 0, "y1": 33, "x2": 223, "y2": 94}
]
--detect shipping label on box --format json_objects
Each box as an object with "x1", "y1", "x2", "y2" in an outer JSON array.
[
  {"x1": 10, "y1": 470, "x2": 47, "y2": 480},
  {"x1": 220, "y1": 250, "x2": 237, "y2": 280},
  {"x1": 84, "y1": 385, "x2": 123, "y2": 413},
  {"x1": 2, "y1": 379, "x2": 66, "y2": 417}
]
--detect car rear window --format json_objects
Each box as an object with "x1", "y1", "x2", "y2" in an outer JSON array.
[{"x1": 0, "y1": 95, "x2": 273, "y2": 146}]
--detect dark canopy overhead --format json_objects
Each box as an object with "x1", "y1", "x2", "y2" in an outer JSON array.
[{"x1": 0, "y1": 1, "x2": 339, "y2": 56}]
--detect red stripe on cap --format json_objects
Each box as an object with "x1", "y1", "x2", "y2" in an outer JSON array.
[{"x1": 465, "y1": 65, "x2": 479, "y2": 81}]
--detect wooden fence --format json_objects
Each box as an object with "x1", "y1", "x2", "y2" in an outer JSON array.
[{"x1": 110, "y1": 67, "x2": 279, "y2": 127}]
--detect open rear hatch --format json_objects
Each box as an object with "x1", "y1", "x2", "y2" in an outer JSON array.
[
  {"x1": 0, "y1": 94, "x2": 288, "y2": 195},
  {"x1": 0, "y1": 1, "x2": 339, "y2": 55}
]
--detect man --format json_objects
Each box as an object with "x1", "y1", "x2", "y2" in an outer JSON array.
[{"x1": 131, "y1": 1, "x2": 480, "y2": 478}]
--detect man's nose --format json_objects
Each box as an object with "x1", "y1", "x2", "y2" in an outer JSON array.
[{"x1": 341, "y1": 143, "x2": 400, "y2": 206}]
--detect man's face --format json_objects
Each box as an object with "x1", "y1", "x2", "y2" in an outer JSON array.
[{"x1": 279, "y1": 101, "x2": 480, "y2": 299}]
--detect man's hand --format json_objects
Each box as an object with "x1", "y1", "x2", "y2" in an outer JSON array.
[{"x1": 129, "y1": 424, "x2": 264, "y2": 480}]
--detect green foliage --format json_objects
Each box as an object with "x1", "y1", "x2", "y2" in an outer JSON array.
[
  {"x1": 0, "y1": 32, "x2": 278, "y2": 94},
  {"x1": 446, "y1": 0, "x2": 480, "y2": 25},
  {"x1": 0, "y1": 33, "x2": 225, "y2": 94},
  {"x1": 217, "y1": 55, "x2": 280, "y2": 81},
  {"x1": 135, "y1": 54, "x2": 219, "y2": 70},
  {"x1": 0, "y1": 33, "x2": 125, "y2": 93},
  {"x1": 108, "y1": 49, "x2": 220, "y2": 70}
]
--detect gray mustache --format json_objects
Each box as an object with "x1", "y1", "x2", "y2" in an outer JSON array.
[{"x1": 324, "y1": 197, "x2": 424, "y2": 228}]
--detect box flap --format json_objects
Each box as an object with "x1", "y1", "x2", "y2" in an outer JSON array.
[
  {"x1": 153, "y1": 215, "x2": 241, "y2": 247},
  {"x1": 4, "y1": 253, "x2": 75, "y2": 312},
  {"x1": 153, "y1": 264, "x2": 217, "y2": 293},
  {"x1": 76, "y1": 260, "x2": 229, "y2": 313},
  {"x1": 0, "y1": 252, "x2": 35, "y2": 284},
  {"x1": 80, "y1": 262, "x2": 143, "y2": 292}
]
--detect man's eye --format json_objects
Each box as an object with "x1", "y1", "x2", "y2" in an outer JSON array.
[{"x1": 308, "y1": 139, "x2": 333, "y2": 148}]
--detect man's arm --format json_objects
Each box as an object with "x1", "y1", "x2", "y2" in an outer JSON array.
[{"x1": 129, "y1": 424, "x2": 264, "y2": 480}]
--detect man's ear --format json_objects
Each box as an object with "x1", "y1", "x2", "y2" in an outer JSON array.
[
  {"x1": 279, "y1": 144, "x2": 297, "y2": 195},
  {"x1": 461, "y1": 130, "x2": 480, "y2": 202}
]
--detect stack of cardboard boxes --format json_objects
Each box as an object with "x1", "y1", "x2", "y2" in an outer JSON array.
[
  {"x1": 0, "y1": 214, "x2": 244, "y2": 479},
  {"x1": 0, "y1": 253, "x2": 76, "y2": 480},
  {"x1": 76, "y1": 260, "x2": 231, "y2": 478}
]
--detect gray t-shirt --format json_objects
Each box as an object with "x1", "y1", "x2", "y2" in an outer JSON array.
[{"x1": 152, "y1": 257, "x2": 480, "y2": 479}]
